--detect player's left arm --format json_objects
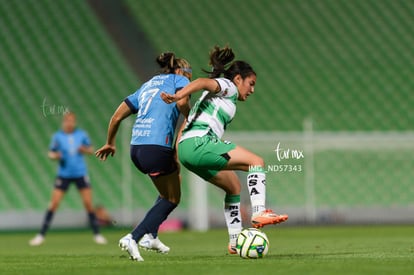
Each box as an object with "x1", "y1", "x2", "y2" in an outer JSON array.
[
  {"x1": 79, "y1": 145, "x2": 94, "y2": 155},
  {"x1": 78, "y1": 132, "x2": 94, "y2": 155},
  {"x1": 79, "y1": 132, "x2": 94, "y2": 155},
  {"x1": 161, "y1": 78, "x2": 220, "y2": 104}
]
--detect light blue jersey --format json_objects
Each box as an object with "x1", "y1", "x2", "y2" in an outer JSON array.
[
  {"x1": 125, "y1": 74, "x2": 189, "y2": 147},
  {"x1": 49, "y1": 129, "x2": 91, "y2": 178}
]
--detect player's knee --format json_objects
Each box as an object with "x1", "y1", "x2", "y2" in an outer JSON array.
[
  {"x1": 227, "y1": 181, "x2": 241, "y2": 195},
  {"x1": 249, "y1": 155, "x2": 265, "y2": 168},
  {"x1": 236, "y1": 182, "x2": 242, "y2": 193},
  {"x1": 226, "y1": 175, "x2": 241, "y2": 194}
]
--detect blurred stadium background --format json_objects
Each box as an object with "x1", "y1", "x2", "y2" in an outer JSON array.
[{"x1": 0, "y1": 0, "x2": 413, "y2": 230}]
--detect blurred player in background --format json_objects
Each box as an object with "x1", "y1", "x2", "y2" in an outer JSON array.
[
  {"x1": 161, "y1": 46, "x2": 288, "y2": 254},
  {"x1": 95, "y1": 53, "x2": 192, "y2": 261},
  {"x1": 29, "y1": 112, "x2": 107, "y2": 246}
]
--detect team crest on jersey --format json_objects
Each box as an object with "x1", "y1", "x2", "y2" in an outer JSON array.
[{"x1": 222, "y1": 89, "x2": 228, "y2": 96}]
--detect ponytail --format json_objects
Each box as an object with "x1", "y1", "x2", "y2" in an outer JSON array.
[
  {"x1": 204, "y1": 46, "x2": 256, "y2": 80},
  {"x1": 156, "y1": 52, "x2": 178, "y2": 74},
  {"x1": 204, "y1": 46, "x2": 235, "y2": 78}
]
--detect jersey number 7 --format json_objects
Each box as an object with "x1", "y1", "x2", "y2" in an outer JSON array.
[{"x1": 138, "y1": 88, "x2": 159, "y2": 116}]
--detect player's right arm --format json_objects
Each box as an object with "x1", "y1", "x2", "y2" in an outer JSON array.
[
  {"x1": 48, "y1": 151, "x2": 61, "y2": 160},
  {"x1": 161, "y1": 78, "x2": 220, "y2": 104},
  {"x1": 95, "y1": 102, "x2": 131, "y2": 160}
]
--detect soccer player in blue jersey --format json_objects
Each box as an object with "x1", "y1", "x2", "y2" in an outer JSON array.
[
  {"x1": 95, "y1": 53, "x2": 192, "y2": 261},
  {"x1": 29, "y1": 112, "x2": 107, "y2": 246}
]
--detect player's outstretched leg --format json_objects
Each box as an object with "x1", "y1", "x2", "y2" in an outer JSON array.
[
  {"x1": 247, "y1": 166, "x2": 288, "y2": 228},
  {"x1": 225, "y1": 146, "x2": 288, "y2": 228}
]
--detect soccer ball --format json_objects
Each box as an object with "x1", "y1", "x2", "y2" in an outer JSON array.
[{"x1": 236, "y1": 228, "x2": 269, "y2": 259}]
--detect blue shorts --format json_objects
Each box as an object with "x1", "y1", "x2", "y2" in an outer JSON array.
[
  {"x1": 130, "y1": 145, "x2": 177, "y2": 179},
  {"x1": 54, "y1": 176, "x2": 91, "y2": 191}
]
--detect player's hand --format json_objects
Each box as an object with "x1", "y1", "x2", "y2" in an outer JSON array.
[
  {"x1": 48, "y1": 151, "x2": 62, "y2": 160},
  {"x1": 79, "y1": 145, "x2": 93, "y2": 155},
  {"x1": 95, "y1": 144, "x2": 116, "y2": 161},
  {"x1": 161, "y1": 92, "x2": 179, "y2": 104}
]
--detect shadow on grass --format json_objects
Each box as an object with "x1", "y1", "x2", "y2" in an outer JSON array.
[{"x1": 267, "y1": 251, "x2": 362, "y2": 259}]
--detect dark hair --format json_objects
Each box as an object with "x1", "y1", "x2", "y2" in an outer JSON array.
[
  {"x1": 204, "y1": 46, "x2": 256, "y2": 80},
  {"x1": 156, "y1": 52, "x2": 178, "y2": 74}
]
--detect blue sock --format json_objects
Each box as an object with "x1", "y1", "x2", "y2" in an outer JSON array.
[
  {"x1": 151, "y1": 196, "x2": 162, "y2": 238},
  {"x1": 131, "y1": 198, "x2": 177, "y2": 242},
  {"x1": 88, "y1": 212, "x2": 100, "y2": 235},
  {"x1": 39, "y1": 210, "x2": 54, "y2": 236}
]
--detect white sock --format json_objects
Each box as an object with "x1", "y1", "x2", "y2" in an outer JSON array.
[
  {"x1": 247, "y1": 171, "x2": 266, "y2": 215},
  {"x1": 224, "y1": 194, "x2": 242, "y2": 247}
]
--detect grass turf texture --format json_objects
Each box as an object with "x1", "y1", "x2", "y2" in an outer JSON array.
[{"x1": 1, "y1": 225, "x2": 413, "y2": 275}]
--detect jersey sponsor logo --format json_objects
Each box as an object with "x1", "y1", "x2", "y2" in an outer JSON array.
[
  {"x1": 136, "y1": 118, "x2": 155, "y2": 124},
  {"x1": 132, "y1": 129, "x2": 151, "y2": 137},
  {"x1": 134, "y1": 117, "x2": 155, "y2": 131}
]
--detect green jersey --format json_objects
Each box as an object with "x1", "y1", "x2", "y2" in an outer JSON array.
[{"x1": 180, "y1": 78, "x2": 239, "y2": 141}]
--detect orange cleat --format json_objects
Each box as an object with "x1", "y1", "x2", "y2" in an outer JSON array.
[
  {"x1": 251, "y1": 209, "x2": 288, "y2": 228},
  {"x1": 228, "y1": 244, "x2": 237, "y2": 255}
]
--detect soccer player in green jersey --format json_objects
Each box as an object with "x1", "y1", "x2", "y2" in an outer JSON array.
[{"x1": 161, "y1": 46, "x2": 288, "y2": 254}]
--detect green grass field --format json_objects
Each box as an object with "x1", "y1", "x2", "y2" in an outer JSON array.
[{"x1": 1, "y1": 225, "x2": 413, "y2": 275}]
